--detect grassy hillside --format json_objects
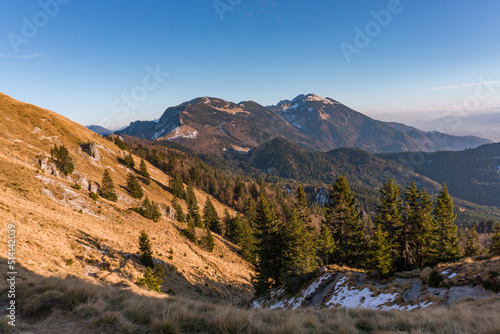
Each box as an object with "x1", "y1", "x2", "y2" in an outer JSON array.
[{"x1": 0, "y1": 92, "x2": 253, "y2": 302}]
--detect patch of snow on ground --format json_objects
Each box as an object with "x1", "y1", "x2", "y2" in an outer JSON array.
[
  {"x1": 441, "y1": 270, "x2": 450, "y2": 276},
  {"x1": 326, "y1": 282, "x2": 398, "y2": 309},
  {"x1": 448, "y1": 273, "x2": 457, "y2": 278},
  {"x1": 290, "y1": 273, "x2": 333, "y2": 309}
]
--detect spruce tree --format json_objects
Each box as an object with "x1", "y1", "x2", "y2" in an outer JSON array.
[
  {"x1": 223, "y1": 208, "x2": 235, "y2": 240},
  {"x1": 137, "y1": 196, "x2": 162, "y2": 222},
  {"x1": 169, "y1": 169, "x2": 185, "y2": 199},
  {"x1": 369, "y1": 224, "x2": 393, "y2": 278},
  {"x1": 124, "y1": 152, "x2": 135, "y2": 168},
  {"x1": 235, "y1": 217, "x2": 257, "y2": 263},
  {"x1": 375, "y1": 178, "x2": 402, "y2": 263},
  {"x1": 127, "y1": 173, "x2": 143, "y2": 199},
  {"x1": 283, "y1": 209, "x2": 317, "y2": 277},
  {"x1": 138, "y1": 230, "x2": 154, "y2": 268},
  {"x1": 294, "y1": 186, "x2": 313, "y2": 233},
  {"x1": 243, "y1": 197, "x2": 257, "y2": 226},
  {"x1": 323, "y1": 175, "x2": 367, "y2": 268},
  {"x1": 317, "y1": 224, "x2": 335, "y2": 265},
  {"x1": 253, "y1": 194, "x2": 284, "y2": 295},
  {"x1": 203, "y1": 197, "x2": 221, "y2": 234},
  {"x1": 464, "y1": 225, "x2": 480, "y2": 257},
  {"x1": 100, "y1": 169, "x2": 117, "y2": 202},
  {"x1": 189, "y1": 166, "x2": 201, "y2": 187},
  {"x1": 140, "y1": 159, "x2": 151, "y2": 185},
  {"x1": 186, "y1": 182, "x2": 202, "y2": 227},
  {"x1": 398, "y1": 182, "x2": 432, "y2": 271},
  {"x1": 489, "y1": 222, "x2": 500, "y2": 255},
  {"x1": 431, "y1": 184, "x2": 459, "y2": 264},
  {"x1": 172, "y1": 197, "x2": 185, "y2": 223},
  {"x1": 181, "y1": 215, "x2": 198, "y2": 244},
  {"x1": 52, "y1": 144, "x2": 74, "y2": 175},
  {"x1": 202, "y1": 227, "x2": 215, "y2": 252}
]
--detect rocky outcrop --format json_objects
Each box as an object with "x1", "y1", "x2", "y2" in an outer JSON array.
[{"x1": 81, "y1": 142, "x2": 101, "y2": 160}]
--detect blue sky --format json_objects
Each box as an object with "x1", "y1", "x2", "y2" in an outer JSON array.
[{"x1": 1, "y1": 0, "x2": 499, "y2": 129}]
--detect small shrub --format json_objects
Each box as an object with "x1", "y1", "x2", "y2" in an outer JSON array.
[
  {"x1": 428, "y1": 269, "x2": 443, "y2": 287},
  {"x1": 66, "y1": 259, "x2": 74, "y2": 266},
  {"x1": 90, "y1": 192, "x2": 99, "y2": 201},
  {"x1": 71, "y1": 184, "x2": 81, "y2": 190}
]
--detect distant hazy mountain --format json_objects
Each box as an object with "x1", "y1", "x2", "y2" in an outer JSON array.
[
  {"x1": 414, "y1": 112, "x2": 500, "y2": 142},
  {"x1": 116, "y1": 94, "x2": 491, "y2": 154},
  {"x1": 86, "y1": 125, "x2": 114, "y2": 136},
  {"x1": 386, "y1": 122, "x2": 491, "y2": 151}
]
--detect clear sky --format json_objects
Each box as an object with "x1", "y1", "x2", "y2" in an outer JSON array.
[{"x1": 1, "y1": 0, "x2": 499, "y2": 129}]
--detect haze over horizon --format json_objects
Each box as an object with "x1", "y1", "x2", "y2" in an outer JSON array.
[{"x1": 1, "y1": 0, "x2": 500, "y2": 130}]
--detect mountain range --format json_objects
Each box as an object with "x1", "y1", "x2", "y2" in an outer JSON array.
[{"x1": 113, "y1": 94, "x2": 491, "y2": 154}]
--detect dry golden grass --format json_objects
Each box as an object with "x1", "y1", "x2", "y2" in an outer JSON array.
[
  {"x1": 2, "y1": 267, "x2": 500, "y2": 334},
  {"x1": 0, "y1": 92, "x2": 253, "y2": 303}
]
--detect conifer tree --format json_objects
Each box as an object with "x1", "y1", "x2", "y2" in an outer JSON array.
[
  {"x1": 294, "y1": 186, "x2": 313, "y2": 233},
  {"x1": 431, "y1": 184, "x2": 459, "y2": 264},
  {"x1": 140, "y1": 158, "x2": 151, "y2": 185},
  {"x1": 464, "y1": 225, "x2": 480, "y2": 257},
  {"x1": 317, "y1": 224, "x2": 335, "y2": 265},
  {"x1": 253, "y1": 194, "x2": 284, "y2": 295},
  {"x1": 181, "y1": 215, "x2": 198, "y2": 244},
  {"x1": 137, "y1": 267, "x2": 163, "y2": 293},
  {"x1": 398, "y1": 182, "x2": 433, "y2": 271},
  {"x1": 189, "y1": 166, "x2": 201, "y2": 187},
  {"x1": 100, "y1": 169, "x2": 117, "y2": 202},
  {"x1": 223, "y1": 208, "x2": 236, "y2": 241},
  {"x1": 138, "y1": 230, "x2": 154, "y2": 268},
  {"x1": 186, "y1": 182, "x2": 202, "y2": 227},
  {"x1": 235, "y1": 217, "x2": 257, "y2": 263},
  {"x1": 323, "y1": 175, "x2": 367, "y2": 267},
  {"x1": 283, "y1": 209, "x2": 317, "y2": 277},
  {"x1": 202, "y1": 227, "x2": 215, "y2": 252},
  {"x1": 172, "y1": 197, "x2": 185, "y2": 223},
  {"x1": 490, "y1": 222, "x2": 500, "y2": 255},
  {"x1": 203, "y1": 197, "x2": 221, "y2": 234},
  {"x1": 369, "y1": 224, "x2": 393, "y2": 278},
  {"x1": 169, "y1": 169, "x2": 185, "y2": 199},
  {"x1": 124, "y1": 151, "x2": 135, "y2": 168},
  {"x1": 127, "y1": 173, "x2": 143, "y2": 199},
  {"x1": 375, "y1": 178, "x2": 402, "y2": 262},
  {"x1": 243, "y1": 197, "x2": 257, "y2": 226},
  {"x1": 138, "y1": 196, "x2": 161, "y2": 222},
  {"x1": 52, "y1": 144, "x2": 75, "y2": 175}
]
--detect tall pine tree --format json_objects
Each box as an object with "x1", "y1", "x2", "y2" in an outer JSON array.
[
  {"x1": 169, "y1": 169, "x2": 185, "y2": 199},
  {"x1": 127, "y1": 173, "x2": 143, "y2": 199},
  {"x1": 317, "y1": 224, "x2": 335, "y2": 265},
  {"x1": 464, "y1": 225, "x2": 480, "y2": 257},
  {"x1": 282, "y1": 209, "x2": 317, "y2": 277},
  {"x1": 186, "y1": 181, "x2": 203, "y2": 227},
  {"x1": 368, "y1": 224, "x2": 393, "y2": 278},
  {"x1": 253, "y1": 194, "x2": 284, "y2": 295},
  {"x1": 323, "y1": 175, "x2": 366, "y2": 268},
  {"x1": 431, "y1": 184, "x2": 459, "y2": 264},
  {"x1": 203, "y1": 197, "x2": 221, "y2": 234},
  {"x1": 100, "y1": 169, "x2": 117, "y2": 202},
  {"x1": 375, "y1": 178, "x2": 402, "y2": 265},
  {"x1": 490, "y1": 222, "x2": 500, "y2": 255},
  {"x1": 140, "y1": 159, "x2": 151, "y2": 185},
  {"x1": 138, "y1": 230, "x2": 154, "y2": 268}
]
